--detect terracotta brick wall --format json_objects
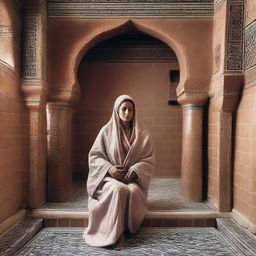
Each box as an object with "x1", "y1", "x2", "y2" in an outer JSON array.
[
  {"x1": 0, "y1": 1, "x2": 29, "y2": 224},
  {"x1": 233, "y1": 1, "x2": 256, "y2": 226},
  {"x1": 207, "y1": 103, "x2": 218, "y2": 207},
  {"x1": 74, "y1": 62, "x2": 182, "y2": 177},
  {"x1": 0, "y1": 65, "x2": 29, "y2": 223},
  {"x1": 234, "y1": 84, "x2": 256, "y2": 225}
]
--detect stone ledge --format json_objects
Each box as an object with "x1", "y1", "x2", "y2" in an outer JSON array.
[
  {"x1": 29, "y1": 209, "x2": 232, "y2": 228},
  {"x1": 0, "y1": 217, "x2": 43, "y2": 256},
  {"x1": 217, "y1": 218, "x2": 256, "y2": 256},
  {"x1": 31, "y1": 209, "x2": 231, "y2": 219},
  {"x1": 232, "y1": 209, "x2": 256, "y2": 234},
  {"x1": 0, "y1": 210, "x2": 26, "y2": 236}
]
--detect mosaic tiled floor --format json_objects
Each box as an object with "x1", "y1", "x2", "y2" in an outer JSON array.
[
  {"x1": 39, "y1": 178, "x2": 213, "y2": 211},
  {"x1": 16, "y1": 227, "x2": 245, "y2": 256}
]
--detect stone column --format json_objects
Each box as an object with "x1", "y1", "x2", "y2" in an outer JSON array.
[
  {"x1": 47, "y1": 102, "x2": 73, "y2": 201},
  {"x1": 21, "y1": 0, "x2": 48, "y2": 209},
  {"x1": 181, "y1": 105, "x2": 203, "y2": 201}
]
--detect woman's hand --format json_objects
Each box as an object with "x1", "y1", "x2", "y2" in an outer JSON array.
[
  {"x1": 123, "y1": 170, "x2": 138, "y2": 184},
  {"x1": 108, "y1": 166, "x2": 127, "y2": 182}
]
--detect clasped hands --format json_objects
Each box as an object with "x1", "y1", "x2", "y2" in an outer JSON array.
[{"x1": 108, "y1": 166, "x2": 138, "y2": 184}]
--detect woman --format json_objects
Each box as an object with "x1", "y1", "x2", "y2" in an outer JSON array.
[{"x1": 83, "y1": 95, "x2": 155, "y2": 249}]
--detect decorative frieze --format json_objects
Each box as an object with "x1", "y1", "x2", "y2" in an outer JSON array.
[
  {"x1": 244, "y1": 21, "x2": 256, "y2": 71},
  {"x1": 226, "y1": 1, "x2": 244, "y2": 70},
  {"x1": 47, "y1": 1, "x2": 214, "y2": 17},
  {"x1": 23, "y1": 0, "x2": 47, "y2": 80},
  {"x1": 23, "y1": 16, "x2": 40, "y2": 78}
]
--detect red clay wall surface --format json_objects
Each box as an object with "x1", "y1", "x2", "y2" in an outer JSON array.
[
  {"x1": 74, "y1": 61, "x2": 182, "y2": 177},
  {"x1": 0, "y1": 1, "x2": 29, "y2": 223},
  {"x1": 233, "y1": 0, "x2": 256, "y2": 227},
  {"x1": 207, "y1": 1, "x2": 227, "y2": 207}
]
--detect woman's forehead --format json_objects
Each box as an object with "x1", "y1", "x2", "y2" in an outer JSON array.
[{"x1": 120, "y1": 101, "x2": 134, "y2": 107}]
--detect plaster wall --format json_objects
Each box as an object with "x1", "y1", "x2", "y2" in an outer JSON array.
[
  {"x1": 0, "y1": 0, "x2": 29, "y2": 223},
  {"x1": 75, "y1": 61, "x2": 182, "y2": 177},
  {"x1": 47, "y1": 18, "x2": 212, "y2": 98}
]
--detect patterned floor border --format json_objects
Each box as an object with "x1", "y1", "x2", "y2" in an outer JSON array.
[{"x1": 16, "y1": 227, "x2": 246, "y2": 256}]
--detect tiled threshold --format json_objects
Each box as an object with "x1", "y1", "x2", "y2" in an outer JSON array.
[
  {"x1": 2, "y1": 217, "x2": 255, "y2": 256},
  {"x1": 30, "y1": 178, "x2": 229, "y2": 228}
]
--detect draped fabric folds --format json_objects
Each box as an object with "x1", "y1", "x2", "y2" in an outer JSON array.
[{"x1": 83, "y1": 95, "x2": 155, "y2": 247}]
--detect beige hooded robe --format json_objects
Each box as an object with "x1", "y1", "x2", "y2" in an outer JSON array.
[{"x1": 83, "y1": 95, "x2": 155, "y2": 247}]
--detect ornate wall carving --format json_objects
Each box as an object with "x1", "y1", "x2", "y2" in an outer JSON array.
[
  {"x1": 244, "y1": 21, "x2": 256, "y2": 71},
  {"x1": 213, "y1": 44, "x2": 221, "y2": 73},
  {"x1": 47, "y1": 0, "x2": 214, "y2": 17},
  {"x1": 23, "y1": 16, "x2": 40, "y2": 78},
  {"x1": 23, "y1": 0, "x2": 47, "y2": 80},
  {"x1": 226, "y1": 0, "x2": 244, "y2": 70}
]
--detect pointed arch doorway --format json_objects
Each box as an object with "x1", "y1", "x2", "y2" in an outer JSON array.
[
  {"x1": 73, "y1": 31, "x2": 192, "y2": 211},
  {"x1": 46, "y1": 20, "x2": 210, "y2": 211}
]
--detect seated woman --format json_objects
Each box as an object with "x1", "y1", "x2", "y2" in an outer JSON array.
[{"x1": 83, "y1": 94, "x2": 155, "y2": 250}]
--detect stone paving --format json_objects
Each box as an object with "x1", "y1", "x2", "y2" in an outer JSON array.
[
  {"x1": 15, "y1": 227, "x2": 248, "y2": 256},
  {"x1": 39, "y1": 178, "x2": 213, "y2": 212}
]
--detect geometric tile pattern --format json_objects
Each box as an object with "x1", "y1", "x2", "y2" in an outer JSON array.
[
  {"x1": 245, "y1": 21, "x2": 256, "y2": 70},
  {"x1": 16, "y1": 227, "x2": 244, "y2": 256}
]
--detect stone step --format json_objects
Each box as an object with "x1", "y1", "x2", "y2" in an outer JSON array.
[
  {"x1": 30, "y1": 209, "x2": 231, "y2": 228},
  {"x1": 217, "y1": 218, "x2": 256, "y2": 256},
  {"x1": 0, "y1": 217, "x2": 43, "y2": 256}
]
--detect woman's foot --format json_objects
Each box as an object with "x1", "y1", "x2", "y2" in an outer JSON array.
[{"x1": 115, "y1": 233, "x2": 126, "y2": 250}]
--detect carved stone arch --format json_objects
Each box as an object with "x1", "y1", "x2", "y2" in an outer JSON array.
[{"x1": 67, "y1": 20, "x2": 188, "y2": 104}]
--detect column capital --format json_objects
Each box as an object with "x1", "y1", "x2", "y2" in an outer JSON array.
[
  {"x1": 210, "y1": 72, "x2": 244, "y2": 112},
  {"x1": 177, "y1": 90, "x2": 208, "y2": 107},
  {"x1": 49, "y1": 82, "x2": 81, "y2": 105},
  {"x1": 47, "y1": 102, "x2": 73, "y2": 111},
  {"x1": 182, "y1": 105, "x2": 203, "y2": 111},
  {"x1": 22, "y1": 79, "x2": 48, "y2": 110}
]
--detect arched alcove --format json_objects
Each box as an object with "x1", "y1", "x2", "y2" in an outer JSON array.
[
  {"x1": 47, "y1": 18, "x2": 212, "y2": 204},
  {"x1": 74, "y1": 32, "x2": 182, "y2": 180}
]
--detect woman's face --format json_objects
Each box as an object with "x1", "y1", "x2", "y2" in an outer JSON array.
[{"x1": 118, "y1": 101, "x2": 134, "y2": 124}]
